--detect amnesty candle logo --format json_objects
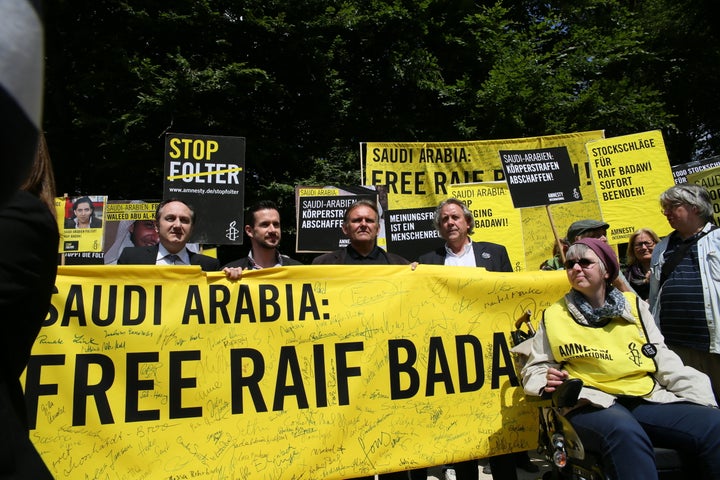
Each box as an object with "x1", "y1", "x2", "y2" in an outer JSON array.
[{"x1": 225, "y1": 220, "x2": 240, "y2": 241}]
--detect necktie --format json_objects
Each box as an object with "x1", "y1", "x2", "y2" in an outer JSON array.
[{"x1": 167, "y1": 254, "x2": 179, "y2": 265}]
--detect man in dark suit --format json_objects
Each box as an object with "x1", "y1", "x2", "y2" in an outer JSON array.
[
  {"x1": 418, "y1": 198, "x2": 534, "y2": 480},
  {"x1": 418, "y1": 198, "x2": 511, "y2": 270},
  {"x1": 222, "y1": 200, "x2": 302, "y2": 271},
  {"x1": 118, "y1": 198, "x2": 219, "y2": 271}
]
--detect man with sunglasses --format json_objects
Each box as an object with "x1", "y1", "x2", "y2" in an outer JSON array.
[{"x1": 566, "y1": 219, "x2": 609, "y2": 244}]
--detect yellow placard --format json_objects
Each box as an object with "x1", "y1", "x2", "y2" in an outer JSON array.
[
  {"x1": 687, "y1": 165, "x2": 720, "y2": 226},
  {"x1": 103, "y1": 202, "x2": 159, "y2": 222},
  {"x1": 297, "y1": 188, "x2": 341, "y2": 196},
  {"x1": 586, "y1": 131, "x2": 675, "y2": 244}
]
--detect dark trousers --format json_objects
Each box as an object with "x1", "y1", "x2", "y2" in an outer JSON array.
[
  {"x1": 568, "y1": 400, "x2": 720, "y2": 479},
  {"x1": 454, "y1": 454, "x2": 518, "y2": 480}
]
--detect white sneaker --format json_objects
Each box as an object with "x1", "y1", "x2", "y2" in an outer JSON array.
[{"x1": 444, "y1": 468, "x2": 457, "y2": 480}]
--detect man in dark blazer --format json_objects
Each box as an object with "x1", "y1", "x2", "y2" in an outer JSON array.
[
  {"x1": 118, "y1": 199, "x2": 219, "y2": 271},
  {"x1": 418, "y1": 198, "x2": 534, "y2": 480},
  {"x1": 222, "y1": 200, "x2": 302, "y2": 271},
  {"x1": 418, "y1": 198, "x2": 512, "y2": 271}
]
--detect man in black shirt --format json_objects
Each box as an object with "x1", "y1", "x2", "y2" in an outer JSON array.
[
  {"x1": 312, "y1": 200, "x2": 408, "y2": 266},
  {"x1": 313, "y1": 200, "x2": 422, "y2": 480}
]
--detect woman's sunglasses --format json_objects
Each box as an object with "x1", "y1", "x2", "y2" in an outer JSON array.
[{"x1": 564, "y1": 258, "x2": 595, "y2": 269}]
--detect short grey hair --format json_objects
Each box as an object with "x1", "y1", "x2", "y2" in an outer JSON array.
[
  {"x1": 660, "y1": 184, "x2": 713, "y2": 222},
  {"x1": 433, "y1": 198, "x2": 474, "y2": 235}
]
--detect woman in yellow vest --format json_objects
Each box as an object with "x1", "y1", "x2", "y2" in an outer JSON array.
[{"x1": 521, "y1": 237, "x2": 720, "y2": 479}]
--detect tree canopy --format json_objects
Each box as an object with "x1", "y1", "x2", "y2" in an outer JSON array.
[{"x1": 44, "y1": 0, "x2": 719, "y2": 204}]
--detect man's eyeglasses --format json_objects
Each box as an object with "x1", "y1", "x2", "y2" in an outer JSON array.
[
  {"x1": 661, "y1": 203, "x2": 683, "y2": 214},
  {"x1": 564, "y1": 258, "x2": 596, "y2": 269},
  {"x1": 634, "y1": 241, "x2": 655, "y2": 250}
]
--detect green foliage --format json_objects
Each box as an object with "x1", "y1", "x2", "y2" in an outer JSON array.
[{"x1": 44, "y1": 0, "x2": 719, "y2": 210}]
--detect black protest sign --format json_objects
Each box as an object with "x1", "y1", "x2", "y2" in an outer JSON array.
[
  {"x1": 295, "y1": 186, "x2": 379, "y2": 252},
  {"x1": 385, "y1": 206, "x2": 441, "y2": 261},
  {"x1": 163, "y1": 133, "x2": 245, "y2": 244},
  {"x1": 672, "y1": 155, "x2": 720, "y2": 185},
  {"x1": 499, "y1": 146, "x2": 581, "y2": 208}
]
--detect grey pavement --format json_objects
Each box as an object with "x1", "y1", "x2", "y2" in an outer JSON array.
[
  {"x1": 367, "y1": 451, "x2": 551, "y2": 479},
  {"x1": 426, "y1": 452, "x2": 550, "y2": 480}
]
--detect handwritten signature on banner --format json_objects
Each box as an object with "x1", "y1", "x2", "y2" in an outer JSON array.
[{"x1": 26, "y1": 265, "x2": 567, "y2": 479}]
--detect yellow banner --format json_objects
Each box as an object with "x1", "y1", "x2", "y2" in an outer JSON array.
[
  {"x1": 687, "y1": 166, "x2": 720, "y2": 226},
  {"x1": 586, "y1": 131, "x2": 675, "y2": 244},
  {"x1": 364, "y1": 131, "x2": 605, "y2": 269},
  {"x1": 26, "y1": 266, "x2": 569, "y2": 479},
  {"x1": 297, "y1": 188, "x2": 341, "y2": 197}
]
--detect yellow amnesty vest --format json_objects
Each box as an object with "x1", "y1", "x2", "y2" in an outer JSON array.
[{"x1": 544, "y1": 292, "x2": 656, "y2": 396}]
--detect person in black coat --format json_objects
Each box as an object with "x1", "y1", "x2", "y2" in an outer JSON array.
[
  {"x1": 118, "y1": 199, "x2": 219, "y2": 271},
  {"x1": 2, "y1": 7, "x2": 58, "y2": 474},
  {"x1": 0, "y1": 133, "x2": 59, "y2": 479}
]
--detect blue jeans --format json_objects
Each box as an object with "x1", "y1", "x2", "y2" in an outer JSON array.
[{"x1": 567, "y1": 399, "x2": 720, "y2": 479}]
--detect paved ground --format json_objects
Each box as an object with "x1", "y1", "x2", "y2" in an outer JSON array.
[
  {"x1": 425, "y1": 452, "x2": 550, "y2": 480},
  {"x1": 365, "y1": 451, "x2": 551, "y2": 479}
]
